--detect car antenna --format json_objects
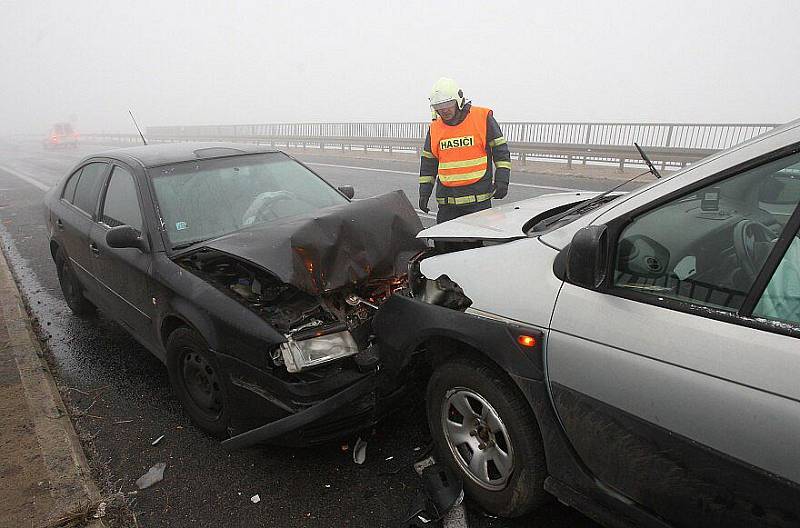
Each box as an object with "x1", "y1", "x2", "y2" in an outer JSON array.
[
  {"x1": 129, "y1": 110, "x2": 148, "y2": 145},
  {"x1": 634, "y1": 142, "x2": 661, "y2": 179}
]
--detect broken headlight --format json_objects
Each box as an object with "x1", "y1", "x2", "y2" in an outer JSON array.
[{"x1": 279, "y1": 330, "x2": 360, "y2": 373}]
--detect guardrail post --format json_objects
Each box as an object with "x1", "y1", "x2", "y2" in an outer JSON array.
[
  {"x1": 662, "y1": 125, "x2": 674, "y2": 170},
  {"x1": 583, "y1": 124, "x2": 592, "y2": 165}
]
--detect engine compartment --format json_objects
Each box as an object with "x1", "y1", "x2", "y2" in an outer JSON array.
[{"x1": 175, "y1": 249, "x2": 407, "y2": 359}]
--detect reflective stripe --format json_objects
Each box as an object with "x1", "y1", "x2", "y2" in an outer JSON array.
[
  {"x1": 489, "y1": 137, "x2": 507, "y2": 147},
  {"x1": 437, "y1": 168, "x2": 486, "y2": 185},
  {"x1": 419, "y1": 175, "x2": 435, "y2": 184},
  {"x1": 421, "y1": 150, "x2": 436, "y2": 159},
  {"x1": 436, "y1": 192, "x2": 494, "y2": 205},
  {"x1": 495, "y1": 161, "x2": 512, "y2": 170},
  {"x1": 439, "y1": 156, "x2": 488, "y2": 170}
]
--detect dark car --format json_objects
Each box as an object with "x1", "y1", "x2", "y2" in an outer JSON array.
[
  {"x1": 44, "y1": 142, "x2": 425, "y2": 447},
  {"x1": 44, "y1": 122, "x2": 79, "y2": 149}
]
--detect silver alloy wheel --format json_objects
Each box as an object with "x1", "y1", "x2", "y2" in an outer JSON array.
[{"x1": 441, "y1": 387, "x2": 514, "y2": 491}]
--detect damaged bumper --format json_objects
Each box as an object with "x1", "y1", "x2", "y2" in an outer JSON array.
[{"x1": 222, "y1": 371, "x2": 378, "y2": 450}]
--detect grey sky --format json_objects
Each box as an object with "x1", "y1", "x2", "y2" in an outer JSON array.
[{"x1": 2, "y1": 0, "x2": 799, "y2": 135}]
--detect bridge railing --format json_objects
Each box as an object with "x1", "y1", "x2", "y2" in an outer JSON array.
[{"x1": 83, "y1": 121, "x2": 780, "y2": 170}]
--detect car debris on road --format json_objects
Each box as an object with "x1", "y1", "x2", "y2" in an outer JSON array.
[{"x1": 135, "y1": 462, "x2": 166, "y2": 490}]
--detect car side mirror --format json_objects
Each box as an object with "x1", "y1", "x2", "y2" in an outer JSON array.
[
  {"x1": 106, "y1": 225, "x2": 148, "y2": 252},
  {"x1": 565, "y1": 225, "x2": 608, "y2": 289},
  {"x1": 338, "y1": 185, "x2": 355, "y2": 199}
]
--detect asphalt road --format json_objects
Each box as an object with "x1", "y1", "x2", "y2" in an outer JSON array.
[{"x1": 0, "y1": 139, "x2": 618, "y2": 528}]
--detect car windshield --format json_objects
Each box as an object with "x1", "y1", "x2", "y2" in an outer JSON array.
[{"x1": 150, "y1": 152, "x2": 348, "y2": 249}]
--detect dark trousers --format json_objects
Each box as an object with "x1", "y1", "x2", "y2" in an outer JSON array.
[{"x1": 436, "y1": 200, "x2": 492, "y2": 224}]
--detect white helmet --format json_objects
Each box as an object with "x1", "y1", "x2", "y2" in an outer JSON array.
[{"x1": 429, "y1": 77, "x2": 465, "y2": 111}]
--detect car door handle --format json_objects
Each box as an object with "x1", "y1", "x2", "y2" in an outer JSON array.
[
  {"x1": 89, "y1": 242, "x2": 101, "y2": 256},
  {"x1": 55, "y1": 219, "x2": 64, "y2": 230}
]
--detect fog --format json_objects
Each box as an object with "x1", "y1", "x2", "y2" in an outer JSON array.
[{"x1": 2, "y1": 0, "x2": 799, "y2": 135}]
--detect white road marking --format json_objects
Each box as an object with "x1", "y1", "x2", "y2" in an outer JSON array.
[
  {"x1": 307, "y1": 162, "x2": 584, "y2": 192},
  {"x1": 308, "y1": 162, "x2": 417, "y2": 176},
  {"x1": 0, "y1": 164, "x2": 51, "y2": 192}
]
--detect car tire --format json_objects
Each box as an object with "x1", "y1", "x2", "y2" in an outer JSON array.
[
  {"x1": 426, "y1": 356, "x2": 549, "y2": 517},
  {"x1": 54, "y1": 247, "x2": 96, "y2": 316},
  {"x1": 166, "y1": 327, "x2": 231, "y2": 438}
]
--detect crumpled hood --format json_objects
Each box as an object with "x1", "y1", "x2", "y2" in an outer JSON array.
[
  {"x1": 419, "y1": 192, "x2": 604, "y2": 241},
  {"x1": 189, "y1": 191, "x2": 426, "y2": 294}
]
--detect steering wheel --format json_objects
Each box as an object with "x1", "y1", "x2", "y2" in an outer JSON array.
[
  {"x1": 733, "y1": 219, "x2": 776, "y2": 279},
  {"x1": 242, "y1": 191, "x2": 297, "y2": 225}
]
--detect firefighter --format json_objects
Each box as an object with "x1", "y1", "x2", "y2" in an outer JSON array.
[{"x1": 418, "y1": 77, "x2": 511, "y2": 223}]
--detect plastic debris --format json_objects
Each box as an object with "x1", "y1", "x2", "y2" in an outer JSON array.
[
  {"x1": 250, "y1": 494, "x2": 261, "y2": 504},
  {"x1": 353, "y1": 437, "x2": 367, "y2": 465},
  {"x1": 135, "y1": 462, "x2": 166, "y2": 489},
  {"x1": 385, "y1": 456, "x2": 394, "y2": 461},
  {"x1": 151, "y1": 435, "x2": 165, "y2": 446},
  {"x1": 93, "y1": 501, "x2": 107, "y2": 519},
  {"x1": 413, "y1": 456, "x2": 436, "y2": 476}
]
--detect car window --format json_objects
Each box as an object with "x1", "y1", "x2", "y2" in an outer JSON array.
[
  {"x1": 150, "y1": 152, "x2": 347, "y2": 249},
  {"x1": 753, "y1": 233, "x2": 800, "y2": 325},
  {"x1": 61, "y1": 168, "x2": 81, "y2": 203},
  {"x1": 72, "y1": 162, "x2": 108, "y2": 215},
  {"x1": 613, "y1": 152, "x2": 800, "y2": 312},
  {"x1": 100, "y1": 166, "x2": 142, "y2": 231}
]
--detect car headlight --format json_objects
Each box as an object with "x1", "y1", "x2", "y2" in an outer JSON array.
[{"x1": 279, "y1": 330, "x2": 359, "y2": 373}]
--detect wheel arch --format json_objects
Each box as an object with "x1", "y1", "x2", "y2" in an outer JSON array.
[
  {"x1": 376, "y1": 295, "x2": 545, "y2": 383},
  {"x1": 158, "y1": 299, "x2": 220, "y2": 351}
]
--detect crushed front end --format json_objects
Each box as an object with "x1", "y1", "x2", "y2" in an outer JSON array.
[{"x1": 172, "y1": 191, "x2": 426, "y2": 448}]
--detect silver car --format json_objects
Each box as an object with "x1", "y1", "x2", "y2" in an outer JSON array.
[{"x1": 375, "y1": 119, "x2": 800, "y2": 525}]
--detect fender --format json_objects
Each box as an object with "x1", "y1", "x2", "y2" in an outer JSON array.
[
  {"x1": 374, "y1": 293, "x2": 544, "y2": 381},
  {"x1": 160, "y1": 297, "x2": 221, "y2": 349}
]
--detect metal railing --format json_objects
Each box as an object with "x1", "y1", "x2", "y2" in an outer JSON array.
[{"x1": 84, "y1": 121, "x2": 780, "y2": 170}]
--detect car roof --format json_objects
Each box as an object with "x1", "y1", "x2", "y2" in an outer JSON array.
[{"x1": 86, "y1": 142, "x2": 282, "y2": 169}]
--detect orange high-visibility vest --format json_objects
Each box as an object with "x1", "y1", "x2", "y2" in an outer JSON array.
[{"x1": 430, "y1": 106, "x2": 491, "y2": 187}]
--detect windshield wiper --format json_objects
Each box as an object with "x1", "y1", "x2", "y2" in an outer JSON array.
[
  {"x1": 172, "y1": 238, "x2": 211, "y2": 251},
  {"x1": 532, "y1": 143, "x2": 663, "y2": 232},
  {"x1": 634, "y1": 142, "x2": 662, "y2": 179}
]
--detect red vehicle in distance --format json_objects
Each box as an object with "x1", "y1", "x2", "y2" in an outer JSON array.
[{"x1": 44, "y1": 123, "x2": 79, "y2": 149}]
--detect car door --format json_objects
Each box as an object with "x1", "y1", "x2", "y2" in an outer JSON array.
[
  {"x1": 88, "y1": 163, "x2": 156, "y2": 345},
  {"x1": 547, "y1": 150, "x2": 800, "y2": 527},
  {"x1": 54, "y1": 161, "x2": 110, "y2": 302}
]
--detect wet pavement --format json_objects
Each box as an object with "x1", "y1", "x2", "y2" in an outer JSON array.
[{"x1": 0, "y1": 138, "x2": 604, "y2": 527}]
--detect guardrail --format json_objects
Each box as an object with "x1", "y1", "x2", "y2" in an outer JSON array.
[{"x1": 82, "y1": 121, "x2": 779, "y2": 170}]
